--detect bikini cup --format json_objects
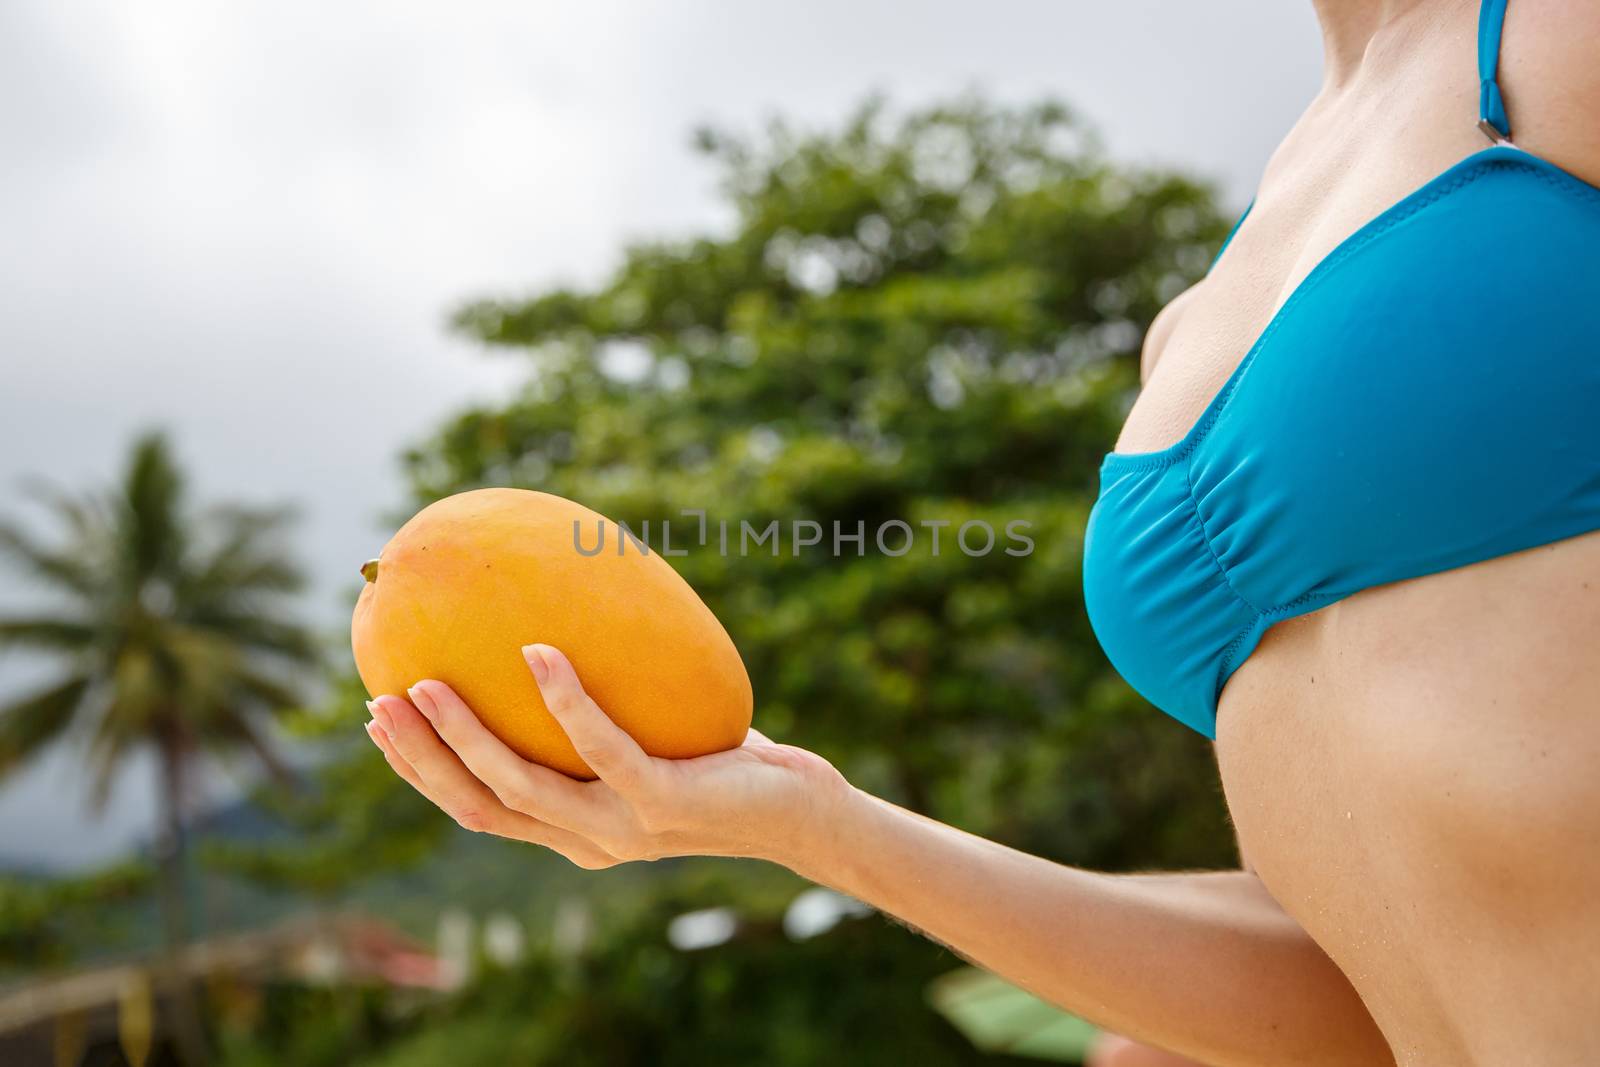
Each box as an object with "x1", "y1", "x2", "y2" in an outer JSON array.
[{"x1": 1080, "y1": 0, "x2": 1600, "y2": 738}]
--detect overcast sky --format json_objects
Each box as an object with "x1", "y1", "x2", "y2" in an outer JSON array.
[{"x1": 0, "y1": 0, "x2": 1322, "y2": 870}]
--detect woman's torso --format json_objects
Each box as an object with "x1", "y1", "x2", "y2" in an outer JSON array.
[{"x1": 1118, "y1": 5, "x2": 1600, "y2": 1061}]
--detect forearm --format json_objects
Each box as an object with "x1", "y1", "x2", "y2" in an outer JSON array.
[
  {"x1": 778, "y1": 786, "x2": 1392, "y2": 1067},
  {"x1": 372, "y1": 662, "x2": 1390, "y2": 1064}
]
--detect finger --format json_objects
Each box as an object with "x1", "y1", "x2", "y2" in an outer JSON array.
[
  {"x1": 367, "y1": 702, "x2": 617, "y2": 868},
  {"x1": 744, "y1": 727, "x2": 775, "y2": 746},
  {"x1": 367, "y1": 699, "x2": 396, "y2": 739},
  {"x1": 523, "y1": 644, "x2": 652, "y2": 791},
  {"x1": 407, "y1": 679, "x2": 601, "y2": 833},
  {"x1": 365, "y1": 715, "x2": 428, "y2": 796},
  {"x1": 373, "y1": 694, "x2": 526, "y2": 834}
]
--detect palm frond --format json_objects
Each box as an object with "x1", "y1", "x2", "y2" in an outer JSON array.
[
  {"x1": 18, "y1": 478, "x2": 113, "y2": 540},
  {"x1": 84, "y1": 725, "x2": 136, "y2": 813},
  {"x1": 185, "y1": 504, "x2": 306, "y2": 599},
  {"x1": 0, "y1": 673, "x2": 91, "y2": 777},
  {"x1": 203, "y1": 502, "x2": 299, "y2": 537},
  {"x1": 106, "y1": 645, "x2": 165, "y2": 732},
  {"x1": 180, "y1": 611, "x2": 318, "y2": 663},
  {"x1": 119, "y1": 431, "x2": 186, "y2": 585},
  {"x1": 0, "y1": 616, "x2": 98, "y2": 653},
  {"x1": 0, "y1": 521, "x2": 100, "y2": 599},
  {"x1": 206, "y1": 711, "x2": 296, "y2": 788},
  {"x1": 228, "y1": 666, "x2": 307, "y2": 713}
]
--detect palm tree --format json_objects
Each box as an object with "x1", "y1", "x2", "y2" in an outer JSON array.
[{"x1": 0, "y1": 431, "x2": 316, "y2": 1062}]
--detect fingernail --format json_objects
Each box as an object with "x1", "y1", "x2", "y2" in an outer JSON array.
[
  {"x1": 522, "y1": 644, "x2": 549, "y2": 684},
  {"x1": 407, "y1": 685, "x2": 438, "y2": 724},
  {"x1": 364, "y1": 720, "x2": 383, "y2": 745},
  {"x1": 367, "y1": 700, "x2": 394, "y2": 737}
]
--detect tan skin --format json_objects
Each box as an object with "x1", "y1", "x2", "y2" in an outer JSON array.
[{"x1": 365, "y1": 3, "x2": 1600, "y2": 1063}]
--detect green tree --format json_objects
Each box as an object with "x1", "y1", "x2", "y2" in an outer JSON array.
[
  {"x1": 0, "y1": 432, "x2": 317, "y2": 1060},
  {"x1": 408, "y1": 95, "x2": 1236, "y2": 868},
  {"x1": 0, "y1": 861, "x2": 153, "y2": 972},
  {"x1": 217, "y1": 873, "x2": 1016, "y2": 1067},
  {"x1": 208, "y1": 94, "x2": 1244, "y2": 1067}
]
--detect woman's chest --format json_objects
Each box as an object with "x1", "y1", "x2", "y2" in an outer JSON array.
[
  {"x1": 1115, "y1": 104, "x2": 1487, "y2": 459},
  {"x1": 1084, "y1": 132, "x2": 1600, "y2": 739}
]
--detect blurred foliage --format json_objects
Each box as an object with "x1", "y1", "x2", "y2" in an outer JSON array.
[
  {"x1": 0, "y1": 433, "x2": 315, "y2": 798},
  {"x1": 200, "y1": 669, "x2": 448, "y2": 898},
  {"x1": 245, "y1": 95, "x2": 1237, "y2": 904},
  {"x1": 2, "y1": 94, "x2": 1249, "y2": 1065},
  {"x1": 379, "y1": 918, "x2": 983, "y2": 1065},
  {"x1": 219, "y1": 881, "x2": 1020, "y2": 1067},
  {"x1": 0, "y1": 861, "x2": 153, "y2": 971},
  {"x1": 213, "y1": 981, "x2": 398, "y2": 1067},
  {"x1": 399, "y1": 93, "x2": 1237, "y2": 869},
  {"x1": 235, "y1": 95, "x2": 1244, "y2": 1060},
  {"x1": 0, "y1": 432, "x2": 317, "y2": 994}
]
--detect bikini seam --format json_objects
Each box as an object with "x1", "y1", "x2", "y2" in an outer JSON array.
[
  {"x1": 1183, "y1": 455, "x2": 1265, "y2": 614},
  {"x1": 1104, "y1": 157, "x2": 1595, "y2": 476},
  {"x1": 1216, "y1": 589, "x2": 1345, "y2": 681}
]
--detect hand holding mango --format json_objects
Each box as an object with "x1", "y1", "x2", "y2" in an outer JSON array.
[
  {"x1": 354, "y1": 488, "x2": 844, "y2": 866},
  {"x1": 352, "y1": 488, "x2": 752, "y2": 778}
]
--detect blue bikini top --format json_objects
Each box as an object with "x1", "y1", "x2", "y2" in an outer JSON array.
[{"x1": 1081, "y1": 0, "x2": 1600, "y2": 738}]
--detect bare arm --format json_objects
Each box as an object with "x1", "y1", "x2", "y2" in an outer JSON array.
[{"x1": 362, "y1": 645, "x2": 1392, "y2": 1067}]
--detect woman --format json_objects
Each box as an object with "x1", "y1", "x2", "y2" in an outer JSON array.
[{"x1": 364, "y1": 1, "x2": 1600, "y2": 1062}]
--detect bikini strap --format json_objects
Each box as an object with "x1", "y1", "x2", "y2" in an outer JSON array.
[{"x1": 1477, "y1": 0, "x2": 1512, "y2": 143}]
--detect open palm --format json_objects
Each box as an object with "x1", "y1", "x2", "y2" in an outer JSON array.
[{"x1": 365, "y1": 643, "x2": 844, "y2": 869}]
